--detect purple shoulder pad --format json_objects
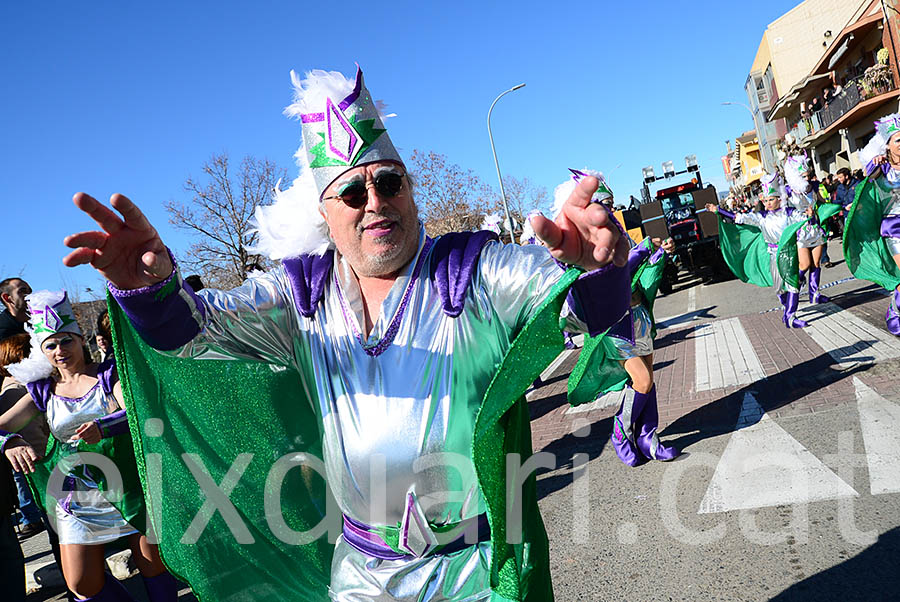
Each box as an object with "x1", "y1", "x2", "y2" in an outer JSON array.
[
  {"x1": 428, "y1": 231, "x2": 499, "y2": 317},
  {"x1": 282, "y1": 251, "x2": 335, "y2": 318}
]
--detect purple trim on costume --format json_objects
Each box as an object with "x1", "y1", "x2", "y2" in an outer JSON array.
[
  {"x1": 606, "y1": 309, "x2": 636, "y2": 345},
  {"x1": 300, "y1": 112, "x2": 325, "y2": 123},
  {"x1": 767, "y1": 243, "x2": 778, "y2": 249},
  {"x1": 282, "y1": 251, "x2": 335, "y2": 318},
  {"x1": 429, "y1": 230, "x2": 499, "y2": 317},
  {"x1": 626, "y1": 241, "x2": 653, "y2": 278},
  {"x1": 717, "y1": 208, "x2": 736, "y2": 221},
  {"x1": 25, "y1": 379, "x2": 53, "y2": 412},
  {"x1": 881, "y1": 215, "x2": 900, "y2": 239},
  {"x1": 326, "y1": 97, "x2": 359, "y2": 163},
  {"x1": 53, "y1": 382, "x2": 100, "y2": 404},
  {"x1": 96, "y1": 357, "x2": 117, "y2": 396},
  {"x1": 110, "y1": 252, "x2": 207, "y2": 351},
  {"x1": 887, "y1": 288, "x2": 900, "y2": 335},
  {"x1": 338, "y1": 67, "x2": 365, "y2": 111},
  {"x1": 342, "y1": 513, "x2": 490, "y2": 561},
  {"x1": 865, "y1": 159, "x2": 889, "y2": 178},
  {"x1": 567, "y1": 263, "x2": 631, "y2": 337},
  {"x1": 785, "y1": 184, "x2": 792, "y2": 196},
  {"x1": 649, "y1": 246, "x2": 666, "y2": 264},
  {"x1": 0, "y1": 432, "x2": 24, "y2": 453},
  {"x1": 335, "y1": 239, "x2": 434, "y2": 357},
  {"x1": 94, "y1": 409, "x2": 129, "y2": 439},
  {"x1": 342, "y1": 515, "x2": 409, "y2": 561}
]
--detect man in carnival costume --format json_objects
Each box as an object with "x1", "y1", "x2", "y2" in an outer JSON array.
[
  {"x1": 707, "y1": 172, "x2": 827, "y2": 329},
  {"x1": 60, "y1": 67, "x2": 631, "y2": 601},
  {"x1": 560, "y1": 169, "x2": 679, "y2": 465},
  {"x1": 843, "y1": 113, "x2": 900, "y2": 335},
  {"x1": 783, "y1": 154, "x2": 830, "y2": 303}
]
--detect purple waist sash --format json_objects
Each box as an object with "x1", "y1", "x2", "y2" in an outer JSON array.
[
  {"x1": 342, "y1": 513, "x2": 490, "y2": 561},
  {"x1": 767, "y1": 243, "x2": 778, "y2": 249},
  {"x1": 881, "y1": 215, "x2": 900, "y2": 239}
]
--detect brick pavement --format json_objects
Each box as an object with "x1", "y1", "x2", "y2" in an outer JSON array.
[{"x1": 528, "y1": 284, "x2": 900, "y2": 460}]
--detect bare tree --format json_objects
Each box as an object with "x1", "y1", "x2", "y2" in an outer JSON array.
[
  {"x1": 407, "y1": 150, "x2": 501, "y2": 237},
  {"x1": 165, "y1": 153, "x2": 287, "y2": 289},
  {"x1": 499, "y1": 175, "x2": 552, "y2": 226}
]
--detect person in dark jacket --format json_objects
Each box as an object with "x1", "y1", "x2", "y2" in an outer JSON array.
[
  {"x1": 834, "y1": 167, "x2": 860, "y2": 207},
  {"x1": 0, "y1": 452, "x2": 25, "y2": 601},
  {"x1": 0, "y1": 278, "x2": 31, "y2": 342}
]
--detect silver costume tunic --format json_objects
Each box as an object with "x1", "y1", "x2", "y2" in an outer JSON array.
[
  {"x1": 46, "y1": 383, "x2": 137, "y2": 545},
  {"x1": 734, "y1": 209, "x2": 807, "y2": 294},
  {"x1": 170, "y1": 229, "x2": 587, "y2": 601},
  {"x1": 609, "y1": 303, "x2": 654, "y2": 360},
  {"x1": 786, "y1": 189, "x2": 826, "y2": 248}
]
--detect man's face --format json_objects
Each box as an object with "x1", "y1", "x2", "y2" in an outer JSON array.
[
  {"x1": 763, "y1": 195, "x2": 782, "y2": 212},
  {"x1": 836, "y1": 173, "x2": 847, "y2": 185},
  {"x1": 319, "y1": 161, "x2": 419, "y2": 278},
  {"x1": 2, "y1": 279, "x2": 31, "y2": 315}
]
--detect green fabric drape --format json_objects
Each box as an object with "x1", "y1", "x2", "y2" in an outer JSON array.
[
  {"x1": 109, "y1": 267, "x2": 581, "y2": 602},
  {"x1": 717, "y1": 204, "x2": 841, "y2": 291},
  {"x1": 843, "y1": 178, "x2": 900, "y2": 292},
  {"x1": 717, "y1": 216, "x2": 773, "y2": 288}
]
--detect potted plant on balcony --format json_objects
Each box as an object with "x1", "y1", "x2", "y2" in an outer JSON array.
[{"x1": 861, "y1": 49, "x2": 894, "y2": 98}]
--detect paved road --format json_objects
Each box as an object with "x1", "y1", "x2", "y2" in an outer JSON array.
[{"x1": 533, "y1": 245, "x2": 900, "y2": 601}]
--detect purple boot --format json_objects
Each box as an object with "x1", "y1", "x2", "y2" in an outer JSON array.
[
  {"x1": 633, "y1": 385, "x2": 680, "y2": 462},
  {"x1": 887, "y1": 288, "x2": 900, "y2": 336},
  {"x1": 782, "y1": 291, "x2": 808, "y2": 328},
  {"x1": 798, "y1": 268, "x2": 807, "y2": 293},
  {"x1": 143, "y1": 572, "x2": 181, "y2": 602},
  {"x1": 808, "y1": 267, "x2": 829, "y2": 304},
  {"x1": 611, "y1": 387, "x2": 647, "y2": 467},
  {"x1": 78, "y1": 576, "x2": 135, "y2": 601}
]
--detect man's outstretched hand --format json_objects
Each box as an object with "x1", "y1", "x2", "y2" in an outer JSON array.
[
  {"x1": 530, "y1": 176, "x2": 629, "y2": 271},
  {"x1": 63, "y1": 193, "x2": 173, "y2": 290}
]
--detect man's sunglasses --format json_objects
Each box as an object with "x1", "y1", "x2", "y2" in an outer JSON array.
[
  {"x1": 322, "y1": 172, "x2": 406, "y2": 208},
  {"x1": 43, "y1": 336, "x2": 76, "y2": 351}
]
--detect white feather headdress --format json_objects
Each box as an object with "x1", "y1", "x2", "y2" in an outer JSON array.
[{"x1": 247, "y1": 66, "x2": 401, "y2": 260}]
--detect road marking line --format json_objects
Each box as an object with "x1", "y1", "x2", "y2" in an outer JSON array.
[
  {"x1": 687, "y1": 287, "x2": 696, "y2": 313},
  {"x1": 798, "y1": 302, "x2": 900, "y2": 364},
  {"x1": 698, "y1": 392, "x2": 858, "y2": 514},
  {"x1": 854, "y1": 377, "x2": 900, "y2": 495},
  {"x1": 694, "y1": 318, "x2": 765, "y2": 392}
]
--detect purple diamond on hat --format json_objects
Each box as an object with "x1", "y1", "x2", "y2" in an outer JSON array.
[
  {"x1": 44, "y1": 304, "x2": 62, "y2": 331},
  {"x1": 326, "y1": 97, "x2": 360, "y2": 164}
]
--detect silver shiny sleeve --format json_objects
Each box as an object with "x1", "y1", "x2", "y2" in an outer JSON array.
[
  {"x1": 734, "y1": 211, "x2": 764, "y2": 228},
  {"x1": 172, "y1": 267, "x2": 302, "y2": 367},
  {"x1": 475, "y1": 241, "x2": 589, "y2": 335}
]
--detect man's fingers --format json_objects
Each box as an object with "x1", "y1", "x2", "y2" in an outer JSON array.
[
  {"x1": 531, "y1": 214, "x2": 563, "y2": 248},
  {"x1": 565, "y1": 176, "x2": 599, "y2": 210},
  {"x1": 141, "y1": 250, "x2": 172, "y2": 279},
  {"x1": 62, "y1": 248, "x2": 97, "y2": 268},
  {"x1": 111, "y1": 194, "x2": 152, "y2": 232},
  {"x1": 73, "y1": 192, "x2": 124, "y2": 235},
  {"x1": 64, "y1": 231, "x2": 108, "y2": 250},
  {"x1": 612, "y1": 233, "x2": 630, "y2": 267}
]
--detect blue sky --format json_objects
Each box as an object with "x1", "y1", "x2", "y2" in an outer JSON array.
[{"x1": 0, "y1": 0, "x2": 798, "y2": 298}]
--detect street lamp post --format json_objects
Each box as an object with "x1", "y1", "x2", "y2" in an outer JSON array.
[{"x1": 488, "y1": 83, "x2": 526, "y2": 241}]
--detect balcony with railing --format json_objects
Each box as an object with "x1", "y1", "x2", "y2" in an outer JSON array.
[{"x1": 788, "y1": 72, "x2": 898, "y2": 145}]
